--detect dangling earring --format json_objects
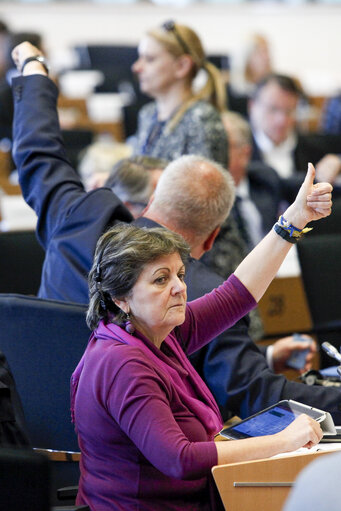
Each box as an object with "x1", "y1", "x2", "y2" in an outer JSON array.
[{"x1": 125, "y1": 312, "x2": 135, "y2": 334}]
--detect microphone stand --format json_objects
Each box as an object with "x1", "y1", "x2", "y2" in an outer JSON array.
[{"x1": 321, "y1": 342, "x2": 341, "y2": 380}]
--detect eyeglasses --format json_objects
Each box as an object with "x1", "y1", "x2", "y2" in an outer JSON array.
[{"x1": 162, "y1": 20, "x2": 192, "y2": 56}]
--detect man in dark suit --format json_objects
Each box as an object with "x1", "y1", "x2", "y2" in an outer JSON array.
[
  {"x1": 201, "y1": 111, "x2": 282, "y2": 341},
  {"x1": 12, "y1": 41, "x2": 341, "y2": 422},
  {"x1": 249, "y1": 74, "x2": 341, "y2": 198},
  {"x1": 223, "y1": 110, "x2": 282, "y2": 247}
]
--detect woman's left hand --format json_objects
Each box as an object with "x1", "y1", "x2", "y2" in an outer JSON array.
[{"x1": 284, "y1": 162, "x2": 332, "y2": 230}]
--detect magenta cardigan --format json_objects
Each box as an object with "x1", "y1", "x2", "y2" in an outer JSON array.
[{"x1": 71, "y1": 274, "x2": 256, "y2": 511}]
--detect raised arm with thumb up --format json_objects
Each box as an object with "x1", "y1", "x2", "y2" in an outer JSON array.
[{"x1": 234, "y1": 163, "x2": 333, "y2": 302}]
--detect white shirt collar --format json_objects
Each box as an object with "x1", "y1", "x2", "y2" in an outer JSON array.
[
  {"x1": 236, "y1": 177, "x2": 250, "y2": 199},
  {"x1": 253, "y1": 129, "x2": 298, "y2": 178}
]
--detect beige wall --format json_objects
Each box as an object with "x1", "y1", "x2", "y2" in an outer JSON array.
[{"x1": 1, "y1": 2, "x2": 341, "y2": 95}]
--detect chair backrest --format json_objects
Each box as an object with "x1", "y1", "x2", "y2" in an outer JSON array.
[
  {"x1": 0, "y1": 294, "x2": 89, "y2": 450},
  {"x1": 297, "y1": 234, "x2": 341, "y2": 366},
  {"x1": 308, "y1": 198, "x2": 341, "y2": 236},
  {"x1": 0, "y1": 448, "x2": 51, "y2": 511},
  {"x1": 0, "y1": 230, "x2": 45, "y2": 294}
]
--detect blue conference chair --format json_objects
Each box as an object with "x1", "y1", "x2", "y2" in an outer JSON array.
[{"x1": 0, "y1": 294, "x2": 89, "y2": 505}]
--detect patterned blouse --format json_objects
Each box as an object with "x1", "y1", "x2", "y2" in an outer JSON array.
[{"x1": 130, "y1": 100, "x2": 228, "y2": 167}]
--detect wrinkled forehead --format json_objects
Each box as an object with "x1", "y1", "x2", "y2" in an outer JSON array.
[{"x1": 139, "y1": 252, "x2": 185, "y2": 278}]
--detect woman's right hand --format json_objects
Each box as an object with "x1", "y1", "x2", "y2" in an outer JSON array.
[{"x1": 277, "y1": 414, "x2": 323, "y2": 452}]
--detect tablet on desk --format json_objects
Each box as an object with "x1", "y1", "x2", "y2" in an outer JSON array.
[
  {"x1": 220, "y1": 399, "x2": 336, "y2": 440},
  {"x1": 319, "y1": 425, "x2": 341, "y2": 442}
]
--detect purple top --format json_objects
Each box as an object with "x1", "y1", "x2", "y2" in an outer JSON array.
[{"x1": 71, "y1": 274, "x2": 256, "y2": 511}]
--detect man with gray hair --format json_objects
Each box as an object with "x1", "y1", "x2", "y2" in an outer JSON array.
[
  {"x1": 11, "y1": 40, "x2": 341, "y2": 424},
  {"x1": 145, "y1": 154, "x2": 235, "y2": 253}
]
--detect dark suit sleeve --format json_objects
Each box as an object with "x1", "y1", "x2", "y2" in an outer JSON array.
[
  {"x1": 189, "y1": 317, "x2": 284, "y2": 421},
  {"x1": 257, "y1": 344, "x2": 267, "y2": 356},
  {"x1": 12, "y1": 75, "x2": 131, "y2": 251}
]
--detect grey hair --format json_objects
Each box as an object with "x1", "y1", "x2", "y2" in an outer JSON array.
[
  {"x1": 221, "y1": 111, "x2": 252, "y2": 147},
  {"x1": 87, "y1": 223, "x2": 190, "y2": 331},
  {"x1": 149, "y1": 155, "x2": 235, "y2": 244},
  {"x1": 104, "y1": 156, "x2": 168, "y2": 204}
]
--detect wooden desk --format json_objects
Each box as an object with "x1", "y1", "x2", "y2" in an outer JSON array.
[
  {"x1": 0, "y1": 150, "x2": 11, "y2": 180},
  {"x1": 212, "y1": 449, "x2": 338, "y2": 511},
  {"x1": 258, "y1": 276, "x2": 312, "y2": 337},
  {"x1": 58, "y1": 95, "x2": 125, "y2": 141}
]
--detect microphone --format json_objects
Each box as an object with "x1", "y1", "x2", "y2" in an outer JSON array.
[{"x1": 321, "y1": 342, "x2": 341, "y2": 364}]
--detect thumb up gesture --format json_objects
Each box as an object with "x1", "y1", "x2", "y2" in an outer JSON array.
[{"x1": 283, "y1": 163, "x2": 333, "y2": 230}]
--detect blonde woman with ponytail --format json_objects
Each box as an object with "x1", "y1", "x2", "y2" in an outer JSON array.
[{"x1": 130, "y1": 20, "x2": 228, "y2": 167}]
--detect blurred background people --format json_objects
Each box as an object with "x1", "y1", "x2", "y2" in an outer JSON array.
[
  {"x1": 249, "y1": 73, "x2": 341, "y2": 190},
  {"x1": 78, "y1": 140, "x2": 132, "y2": 191},
  {"x1": 200, "y1": 110, "x2": 280, "y2": 340},
  {"x1": 320, "y1": 93, "x2": 341, "y2": 135},
  {"x1": 129, "y1": 20, "x2": 228, "y2": 167},
  {"x1": 221, "y1": 110, "x2": 282, "y2": 249},
  {"x1": 104, "y1": 155, "x2": 167, "y2": 218},
  {"x1": 227, "y1": 33, "x2": 273, "y2": 118}
]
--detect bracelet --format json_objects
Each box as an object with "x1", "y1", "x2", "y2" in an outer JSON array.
[
  {"x1": 273, "y1": 223, "x2": 299, "y2": 243},
  {"x1": 21, "y1": 55, "x2": 49, "y2": 75},
  {"x1": 273, "y1": 215, "x2": 313, "y2": 243}
]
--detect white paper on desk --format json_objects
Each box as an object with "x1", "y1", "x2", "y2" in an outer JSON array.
[
  {"x1": 59, "y1": 70, "x2": 104, "y2": 98},
  {"x1": 87, "y1": 93, "x2": 123, "y2": 122},
  {"x1": 273, "y1": 443, "x2": 341, "y2": 458},
  {"x1": 0, "y1": 194, "x2": 37, "y2": 231}
]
